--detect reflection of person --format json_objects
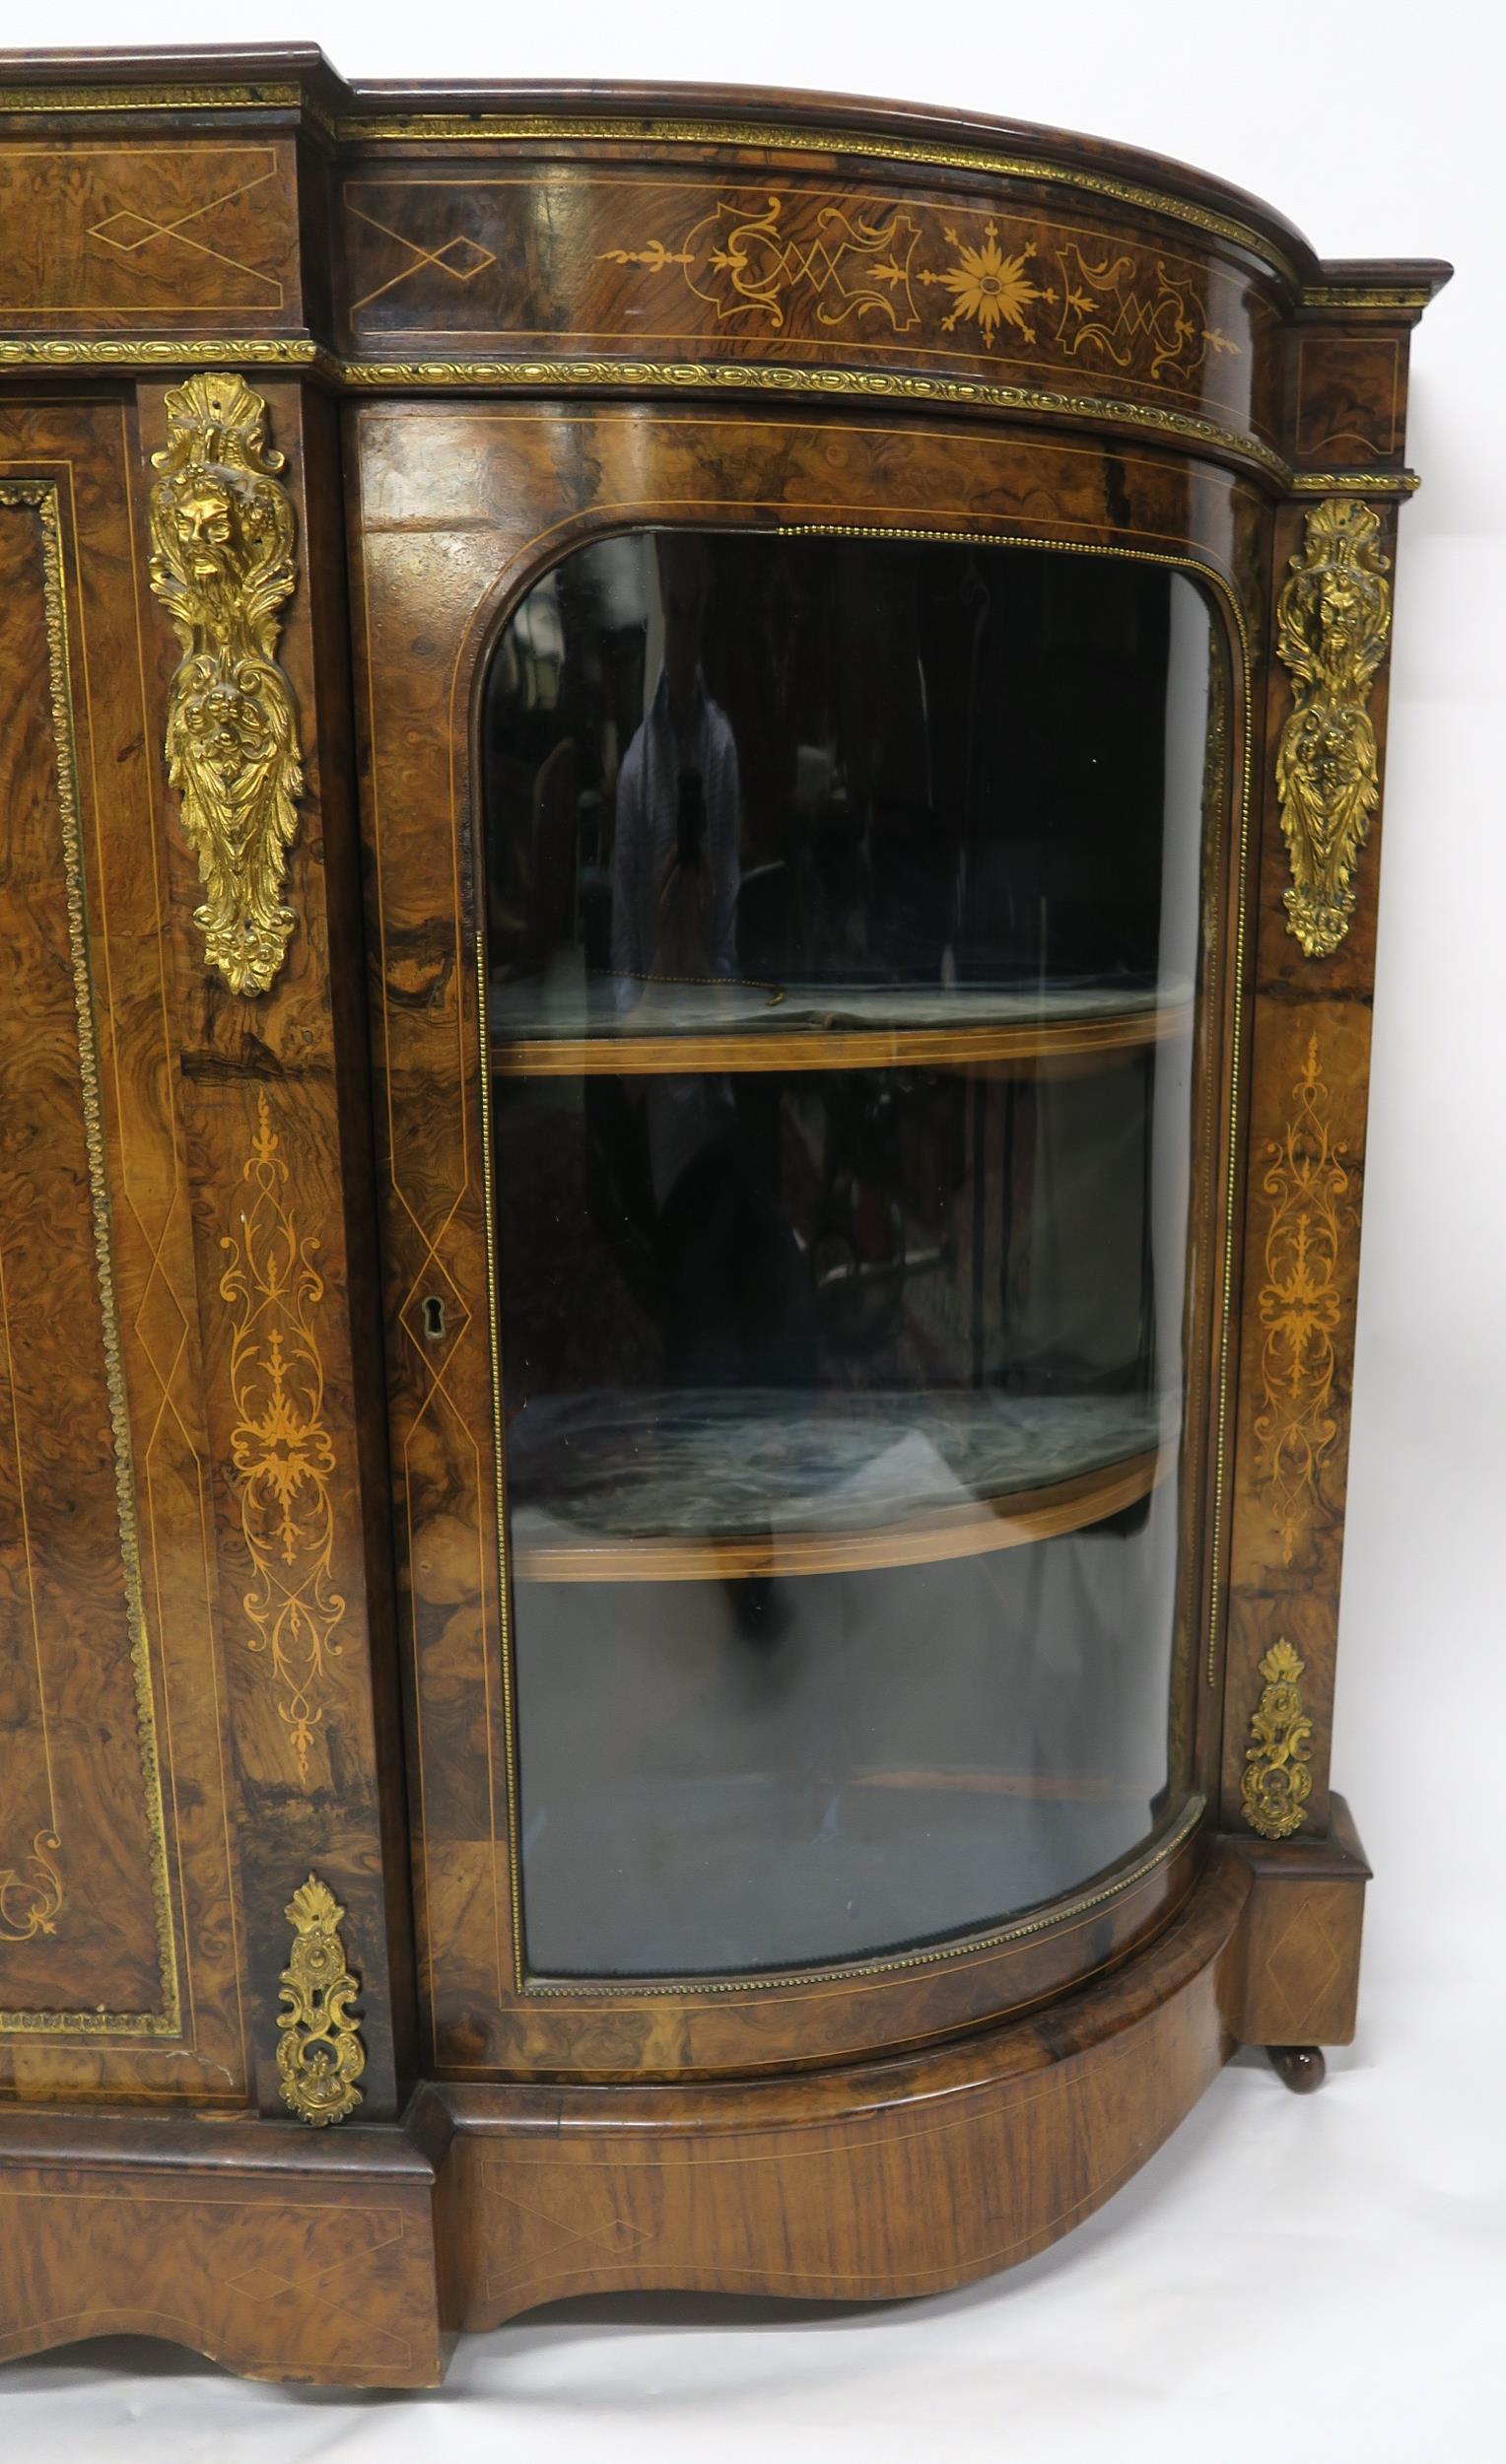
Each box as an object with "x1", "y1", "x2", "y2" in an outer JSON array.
[
  {"x1": 606, "y1": 534, "x2": 816, "y2": 1421},
  {"x1": 611, "y1": 532, "x2": 741, "y2": 1210}
]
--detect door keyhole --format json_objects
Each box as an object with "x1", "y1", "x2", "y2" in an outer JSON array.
[{"x1": 422, "y1": 1294, "x2": 446, "y2": 1340}]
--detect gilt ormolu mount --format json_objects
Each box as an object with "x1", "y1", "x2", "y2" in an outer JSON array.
[{"x1": 0, "y1": 43, "x2": 1446, "y2": 2388}]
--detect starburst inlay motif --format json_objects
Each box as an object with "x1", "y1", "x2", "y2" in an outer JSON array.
[{"x1": 920, "y1": 222, "x2": 1053, "y2": 346}]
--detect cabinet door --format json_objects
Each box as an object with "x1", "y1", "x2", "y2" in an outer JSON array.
[
  {"x1": 0, "y1": 401, "x2": 241, "y2": 2095},
  {"x1": 352, "y1": 400, "x2": 1259, "y2": 2078}
]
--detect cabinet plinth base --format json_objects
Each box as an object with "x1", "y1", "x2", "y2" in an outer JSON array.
[
  {"x1": 0, "y1": 2103, "x2": 451, "y2": 2388},
  {"x1": 0, "y1": 1829, "x2": 1366, "y2": 2386}
]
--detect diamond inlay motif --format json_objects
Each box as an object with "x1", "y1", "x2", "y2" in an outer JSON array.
[
  {"x1": 346, "y1": 195, "x2": 500, "y2": 312},
  {"x1": 435, "y1": 235, "x2": 496, "y2": 281},
  {"x1": 226, "y1": 2263, "x2": 298, "y2": 2303},
  {"x1": 83, "y1": 159, "x2": 285, "y2": 304},
  {"x1": 89, "y1": 210, "x2": 163, "y2": 254},
  {"x1": 1263, "y1": 1892, "x2": 1343, "y2": 2034}
]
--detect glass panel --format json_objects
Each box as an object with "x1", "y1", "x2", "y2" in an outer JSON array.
[{"x1": 483, "y1": 529, "x2": 1219, "y2": 1978}]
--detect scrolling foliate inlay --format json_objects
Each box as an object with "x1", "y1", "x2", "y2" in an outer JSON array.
[
  {"x1": 1053, "y1": 241, "x2": 1238, "y2": 376},
  {"x1": 276, "y1": 1875, "x2": 365, "y2": 2126},
  {"x1": 0, "y1": 1833, "x2": 64, "y2": 1943},
  {"x1": 148, "y1": 370, "x2": 305, "y2": 995},
  {"x1": 597, "y1": 192, "x2": 1241, "y2": 383},
  {"x1": 220, "y1": 1094, "x2": 346, "y2": 1782},
  {"x1": 1241, "y1": 1640, "x2": 1314, "y2": 1841},
  {"x1": 1256, "y1": 1037, "x2": 1349, "y2": 1567},
  {"x1": 601, "y1": 195, "x2": 924, "y2": 334},
  {"x1": 1274, "y1": 498, "x2": 1392, "y2": 958}
]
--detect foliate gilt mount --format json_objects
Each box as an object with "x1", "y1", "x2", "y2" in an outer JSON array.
[
  {"x1": 148, "y1": 370, "x2": 306, "y2": 995},
  {"x1": 1240, "y1": 1640, "x2": 1314, "y2": 1841},
  {"x1": 1274, "y1": 498, "x2": 1393, "y2": 959},
  {"x1": 276, "y1": 1875, "x2": 366, "y2": 2127}
]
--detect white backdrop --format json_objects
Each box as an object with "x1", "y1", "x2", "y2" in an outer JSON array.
[{"x1": 6, "y1": 2, "x2": 1503, "y2": 2454}]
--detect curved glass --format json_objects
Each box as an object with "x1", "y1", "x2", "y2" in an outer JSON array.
[{"x1": 482, "y1": 528, "x2": 1221, "y2": 1978}]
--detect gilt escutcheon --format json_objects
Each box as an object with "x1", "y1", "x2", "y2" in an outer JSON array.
[
  {"x1": 276, "y1": 1874, "x2": 366, "y2": 2127},
  {"x1": 1240, "y1": 1639, "x2": 1314, "y2": 1841}
]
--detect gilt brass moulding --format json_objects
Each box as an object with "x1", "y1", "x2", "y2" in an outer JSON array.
[{"x1": 147, "y1": 371, "x2": 306, "y2": 996}]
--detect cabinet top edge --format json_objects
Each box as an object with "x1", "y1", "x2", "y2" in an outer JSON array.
[{"x1": 0, "y1": 46, "x2": 1453, "y2": 305}]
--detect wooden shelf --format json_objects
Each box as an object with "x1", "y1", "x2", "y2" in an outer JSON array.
[
  {"x1": 488, "y1": 977, "x2": 1193, "y2": 1079},
  {"x1": 511, "y1": 1442, "x2": 1173, "y2": 1583}
]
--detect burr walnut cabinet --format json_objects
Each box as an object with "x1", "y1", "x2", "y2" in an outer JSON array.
[{"x1": 0, "y1": 42, "x2": 1446, "y2": 2388}]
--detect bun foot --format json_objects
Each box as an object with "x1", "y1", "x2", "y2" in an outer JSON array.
[{"x1": 1266, "y1": 2044, "x2": 1327, "y2": 2093}]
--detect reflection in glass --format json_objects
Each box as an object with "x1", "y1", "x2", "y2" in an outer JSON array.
[{"x1": 483, "y1": 529, "x2": 1220, "y2": 1977}]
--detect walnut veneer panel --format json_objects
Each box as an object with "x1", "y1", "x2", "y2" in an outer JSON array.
[
  {"x1": 439, "y1": 1849, "x2": 1251, "y2": 2322},
  {"x1": 0, "y1": 2107, "x2": 445, "y2": 2385},
  {"x1": 0, "y1": 139, "x2": 303, "y2": 329},
  {"x1": 1291, "y1": 330, "x2": 1405, "y2": 466},
  {"x1": 128, "y1": 375, "x2": 413, "y2": 2118},
  {"x1": 0, "y1": 402, "x2": 242, "y2": 2097},
  {"x1": 1217, "y1": 499, "x2": 1399, "y2": 1834},
  {"x1": 337, "y1": 164, "x2": 1281, "y2": 448}
]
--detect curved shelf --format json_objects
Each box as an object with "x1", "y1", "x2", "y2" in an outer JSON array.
[
  {"x1": 511, "y1": 1440, "x2": 1174, "y2": 1583},
  {"x1": 488, "y1": 976, "x2": 1194, "y2": 1078}
]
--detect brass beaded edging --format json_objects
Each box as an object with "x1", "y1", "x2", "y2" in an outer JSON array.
[
  {"x1": 0, "y1": 80, "x2": 306, "y2": 113},
  {"x1": 0, "y1": 87, "x2": 1303, "y2": 281},
  {"x1": 339, "y1": 114, "x2": 1304, "y2": 283},
  {"x1": 0, "y1": 338, "x2": 331, "y2": 372},
  {"x1": 524, "y1": 1796, "x2": 1208, "y2": 2000},
  {"x1": 475, "y1": 931, "x2": 528, "y2": 1995},
  {"x1": 0, "y1": 340, "x2": 1422, "y2": 493},
  {"x1": 475, "y1": 520, "x2": 1249, "y2": 2004},
  {"x1": 1300, "y1": 284, "x2": 1433, "y2": 309},
  {"x1": 338, "y1": 357, "x2": 1292, "y2": 482},
  {"x1": 0, "y1": 482, "x2": 180, "y2": 2038},
  {"x1": 1291, "y1": 468, "x2": 1419, "y2": 495}
]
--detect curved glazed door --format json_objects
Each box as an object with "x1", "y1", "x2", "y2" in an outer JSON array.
[{"x1": 351, "y1": 400, "x2": 1256, "y2": 2077}]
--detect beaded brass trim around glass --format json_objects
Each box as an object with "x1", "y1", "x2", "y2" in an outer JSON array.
[
  {"x1": 1240, "y1": 1639, "x2": 1314, "y2": 1840},
  {"x1": 0, "y1": 482, "x2": 179, "y2": 2037},
  {"x1": 1274, "y1": 496, "x2": 1393, "y2": 958},
  {"x1": 147, "y1": 370, "x2": 306, "y2": 995},
  {"x1": 220, "y1": 1093, "x2": 346, "y2": 1783},
  {"x1": 276, "y1": 1874, "x2": 366, "y2": 2125}
]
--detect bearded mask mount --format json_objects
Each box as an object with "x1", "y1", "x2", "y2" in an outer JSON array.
[
  {"x1": 1273, "y1": 497, "x2": 1393, "y2": 961},
  {"x1": 148, "y1": 371, "x2": 305, "y2": 995}
]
